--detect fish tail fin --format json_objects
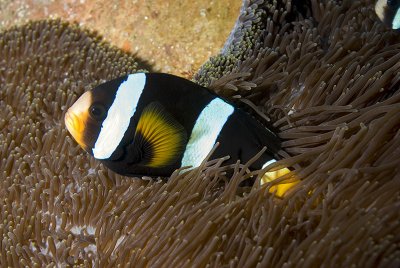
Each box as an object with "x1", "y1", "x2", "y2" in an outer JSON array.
[{"x1": 261, "y1": 159, "x2": 299, "y2": 197}]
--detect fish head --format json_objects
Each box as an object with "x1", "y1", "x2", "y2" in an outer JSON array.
[
  {"x1": 65, "y1": 75, "x2": 141, "y2": 159},
  {"x1": 65, "y1": 89, "x2": 109, "y2": 153},
  {"x1": 375, "y1": 0, "x2": 400, "y2": 30}
]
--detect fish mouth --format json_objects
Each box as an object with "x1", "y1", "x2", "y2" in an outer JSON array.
[
  {"x1": 65, "y1": 110, "x2": 86, "y2": 148},
  {"x1": 65, "y1": 111, "x2": 77, "y2": 133}
]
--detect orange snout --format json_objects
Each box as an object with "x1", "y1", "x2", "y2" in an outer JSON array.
[
  {"x1": 65, "y1": 110, "x2": 87, "y2": 148},
  {"x1": 64, "y1": 91, "x2": 93, "y2": 149}
]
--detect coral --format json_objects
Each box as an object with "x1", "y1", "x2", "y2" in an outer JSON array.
[{"x1": 1, "y1": 1, "x2": 400, "y2": 267}]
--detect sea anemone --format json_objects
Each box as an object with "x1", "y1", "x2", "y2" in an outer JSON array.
[{"x1": 1, "y1": 0, "x2": 399, "y2": 267}]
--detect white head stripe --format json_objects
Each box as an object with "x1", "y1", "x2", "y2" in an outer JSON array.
[
  {"x1": 393, "y1": 9, "x2": 400, "y2": 29},
  {"x1": 181, "y1": 98, "x2": 234, "y2": 168},
  {"x1": 93, "y1": 73, "x2": 146, "y2": 159}
]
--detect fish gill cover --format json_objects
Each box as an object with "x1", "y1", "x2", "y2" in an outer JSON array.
[{"x1": 0, "y1": 0, "x2": 399, "y2": 267}]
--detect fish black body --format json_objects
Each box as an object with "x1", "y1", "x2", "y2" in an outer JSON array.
[{"x1": 65, "y1": 73, "x2": 281, "y2": 178}]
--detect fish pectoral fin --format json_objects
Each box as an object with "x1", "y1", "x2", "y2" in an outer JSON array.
[{"x1": 133, "y1": 102, "x2": 187, "y2": 168}]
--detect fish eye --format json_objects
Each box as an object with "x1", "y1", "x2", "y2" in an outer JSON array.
[
  {"x1": 387, "y1": 0, "x2": 397, "y2": 6},
  {"x1": 89, "y1": 103, "x2": 107, "y2": 121}
]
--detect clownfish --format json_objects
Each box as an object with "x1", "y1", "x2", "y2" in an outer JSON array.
[
  {"x1": 375, "y1": 0, "x2": 400, "y2": 30},
  {"x1": 65, "y1": 73, "x2": 296, "y2": 194}
]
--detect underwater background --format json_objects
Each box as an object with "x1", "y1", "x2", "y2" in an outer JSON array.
[
  {"x1": 1, "y1": 0, "x2": 400, "y2": 267},
  {"x1": 0, "y1": 0, "x2": 241, "y2": 75}
]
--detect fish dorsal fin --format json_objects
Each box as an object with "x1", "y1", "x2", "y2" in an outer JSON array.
[{"x1": 132, "y1": 102, "x2": 187, "y2": 168}]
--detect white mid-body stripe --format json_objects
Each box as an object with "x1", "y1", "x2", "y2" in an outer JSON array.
[
  {"x1": 181, "y1": 98, "x2": 234, "y2": 168},
  {"x1": 393, "y1": 9, "x2": 400, "y2": 29},
  {"x1": 93, "y1": 73, "x2": 146, "y2": 159}
]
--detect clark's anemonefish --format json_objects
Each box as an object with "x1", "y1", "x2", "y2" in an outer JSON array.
[
  {"x1": 65, "y1": 73, "x2": 296, "y2": 194},
  {"x1": 375, "y1": 0, "x2": 400, "y2": 30}
]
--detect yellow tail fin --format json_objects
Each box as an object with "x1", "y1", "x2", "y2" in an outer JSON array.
[{"x1": 261, "y1": 167, "x2": 298, "y2": 197}]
